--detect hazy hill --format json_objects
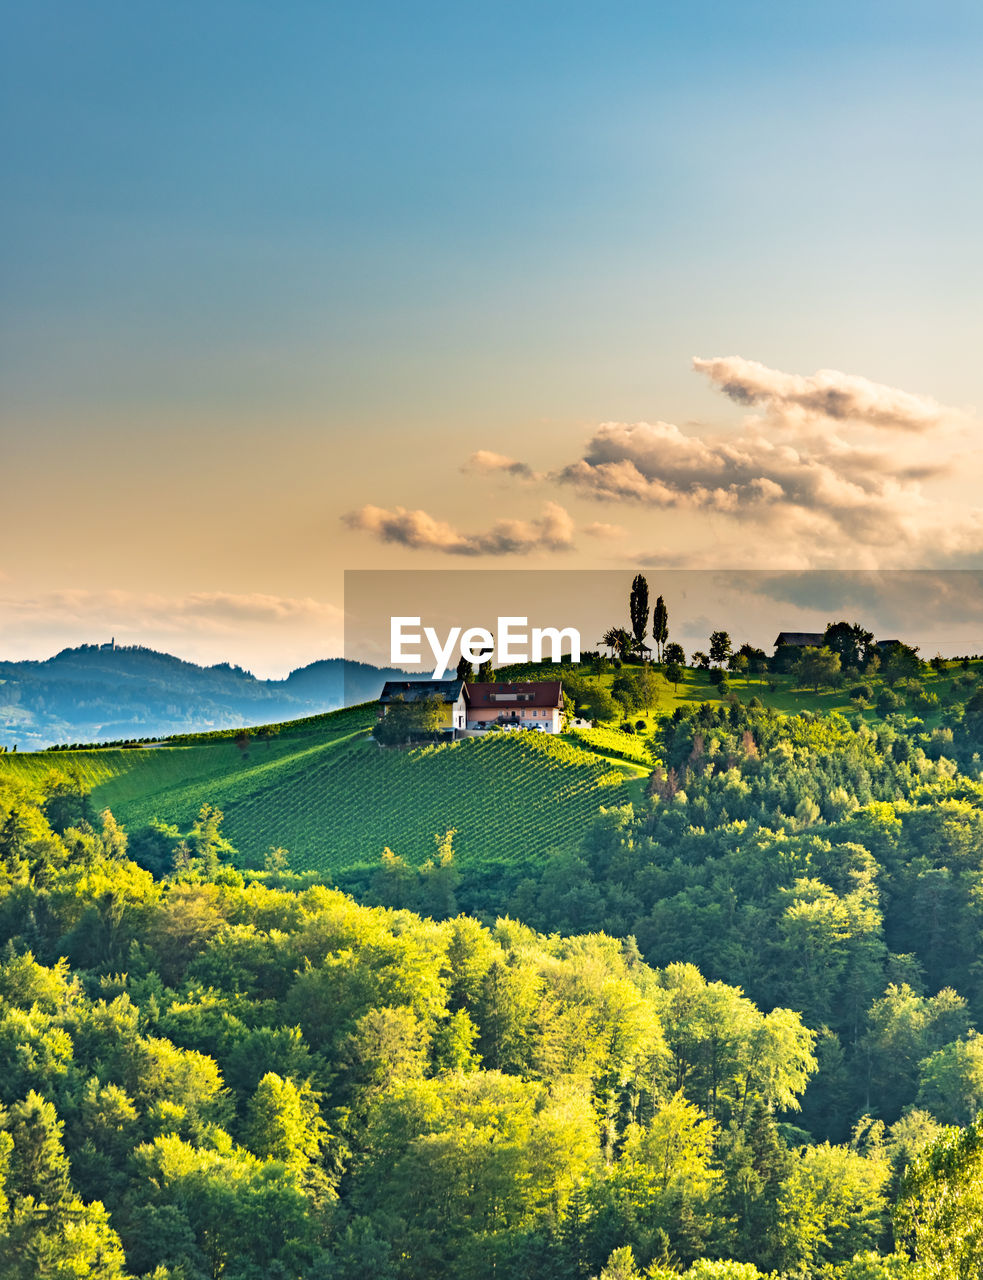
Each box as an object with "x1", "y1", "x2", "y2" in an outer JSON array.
[{"x1": 0, "y1": 644, "x2": 414, "y2": 750}]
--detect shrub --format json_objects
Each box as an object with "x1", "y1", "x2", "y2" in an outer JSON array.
[{"x1": 876, "y1": 688, "x2": 901, "y2": 716}]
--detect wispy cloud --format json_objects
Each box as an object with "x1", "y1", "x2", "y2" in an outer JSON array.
[
  {"x1": 746, "y1": 570, "x2": 983, "y2": 629},
  {"x1": 343, "y1": 501, "x2": 576, "y2": 556},
  {"x1": 584, "y1": 521, "x2": 628, "y2": 539},
  {"x1": 463, "y1": 450, "x2": 539, "y2": 479},
  {"x1": 692, "y1": 355, "x2": 952, "y2": 433}
]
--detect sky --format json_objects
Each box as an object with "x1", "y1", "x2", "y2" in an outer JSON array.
[{"x1": 3, "y1": 1, "x2": 983, "y2": 675}]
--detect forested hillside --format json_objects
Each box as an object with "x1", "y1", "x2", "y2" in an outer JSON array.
[
  {"x1": 0, "y1": 771, "x2": 973, "y2": 1279},
  {"x1": 3, "y1": 658, "x2": 983, "y2": 1275}
]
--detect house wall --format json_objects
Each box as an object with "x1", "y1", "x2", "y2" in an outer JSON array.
[
  {"x1": 380, "y1": 692, "x2": 465, "y2": 732},
  {"x1": 465, "y1": 704, "x2": 561, "y2": 733},
  {"x1": 434, "y1": 696, "x2": 467, "y2": 731},
  {"x1": 379, "y1": 686, "x2": 559, "y2": 735}
]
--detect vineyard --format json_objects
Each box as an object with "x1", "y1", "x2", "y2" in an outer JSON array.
[
  {"x1": 0, "y1": 705, "x2": 372, "y2": 803},
  {"x1": 211, "y1": 731, "x2": 631, "y2": 873},
  {"x1": 568, "y1": 724, "x2": 656, "y2": 766},
  {"x1": 0, "y1": 706, "x2": 639, "y2": 876},
  {"x1": 6, "y1": 653, "x2": 974, "y2": 880}
]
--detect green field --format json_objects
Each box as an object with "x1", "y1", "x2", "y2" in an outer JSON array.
[
  {"x1": 0, "y1": 703, "x2": 639, "y2": 877},
  {"x1": 2, "y1": 656, "x2": 976, "y2": 880},
  {"x1": 499, "y1": 656, "x2": 977, "y2": 732}
]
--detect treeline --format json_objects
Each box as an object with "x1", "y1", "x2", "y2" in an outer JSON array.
[{"x1": 0, "y1": 771, "x2": 971, "y2": 1278}]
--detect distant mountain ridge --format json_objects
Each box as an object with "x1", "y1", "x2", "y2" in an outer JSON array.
[{"x1": 0, "y1": 644, "x2": 415, "y2": 750}]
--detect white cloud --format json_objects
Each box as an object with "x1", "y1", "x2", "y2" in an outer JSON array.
[
  {"x1": 692, "y1": 355, "x2": 953, "y2": 432},
  {"x1": 584, "y1": 521, "x2": 628, "y2": 539},
  {"x1": 550, "y1": 358, "x2": 982, "y2": 567},
  {"x1": 559, "y1": 415, "x2": 983, "y2": 565},
  {"x1": 343, "y1": 501, "x2": 576, "y2": 556},
  {"x1": 343, "y1": 356, "x2": 981, "y2": 569},
  {"x1": 464, "y1": 450, "x2": 538, "y2": 479}
]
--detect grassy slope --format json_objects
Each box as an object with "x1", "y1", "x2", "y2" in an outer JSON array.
[
  {"x1": 0, "y1": 703, "x2": 635, "y2": 877},
  {"x1": 500, "y1": 658, "x2": 976, "y2": 732},
  {"x1": 2, "y1": 660, "x2": 975, "y2": 877}
]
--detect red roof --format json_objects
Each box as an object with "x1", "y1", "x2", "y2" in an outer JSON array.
[{"x1": 465, "y1": 680, "x2": 563, "y2": 709}]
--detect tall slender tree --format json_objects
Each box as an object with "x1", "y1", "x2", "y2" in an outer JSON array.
[
  {"x1": 629, "y1": 574, "x2": 650, "y2": 660},
  {"x1": 652, "y1": 595, "x2": 669, "y2": 662}
]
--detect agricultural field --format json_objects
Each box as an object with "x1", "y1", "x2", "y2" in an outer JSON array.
[
  {"x1": 567, "y1": 723, "x2": 655, "y2": 766},
  {"x1": 0, "y1": 703, "x2": 636, "y2": 878}
]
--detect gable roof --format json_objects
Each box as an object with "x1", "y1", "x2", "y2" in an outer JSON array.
[
  {"x1": 465, "y1": 680, "x2": 563, "y2": 709},
  {"x1": 379, "y1": 679, "x2": 465, "y2": 705},
  {"x1": 774, "y1": 632, "x2": 825, "y2": 648}
]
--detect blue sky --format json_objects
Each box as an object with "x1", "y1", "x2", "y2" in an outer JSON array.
[{"x1": 3, "y1": 2, "x2": 983, "y2": 671}]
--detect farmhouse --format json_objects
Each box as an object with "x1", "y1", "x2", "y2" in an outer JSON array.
[
  {"x1": 377, "y1": 679, "x2": 564, "y2": 737},
  {"x1": 378, "y1": 679, "x2": 468, "y2": 734},
  {"x1": 464, "y1": 681, "x2": 564, "y2": 734},
  {"x1": 773, "y1": 631, "x2": 825, "y2": 649}
]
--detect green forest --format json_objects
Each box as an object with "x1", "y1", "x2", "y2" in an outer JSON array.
[{"x1": 3, "y1": 667, "x2": 983, "y2": 1275}]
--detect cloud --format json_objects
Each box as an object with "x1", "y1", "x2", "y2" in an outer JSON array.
[
  {"x1": 557, "y1": 420, "x2": 754, "y2": 510},
  {"x1": 584, "y1": 521, "x2": 628, "y2": 539},
  {"x1": 464, "y1": 450, "x2": 537, "y2": 479},
  {"x1": 343, "y1": 355, "x2": 980, "y2": 569},
  {"x1": 547, "y1": 356, "x2": 983, "y2": 567},
  {"x1": 560, "y1": 416, "x2": 983, "y2": 564},
  {"x1": 173, "y1": 592, "x2": 342, "y2": 626},
  {"x1": 692, "y1": 355, "x2": 951, "y2": 432},
  {"x1": 0, "y1": 589, "x2": 344, "y2": 678},
  {"x1": 2, "y1": 588, "x2": 342, "y2": 631},
  {"x1": 343, "y1": 501, "x2": 576, "y2": 556},
  {"x1": 747, "y1": 569, "x2": 983, "y2": 630}
]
